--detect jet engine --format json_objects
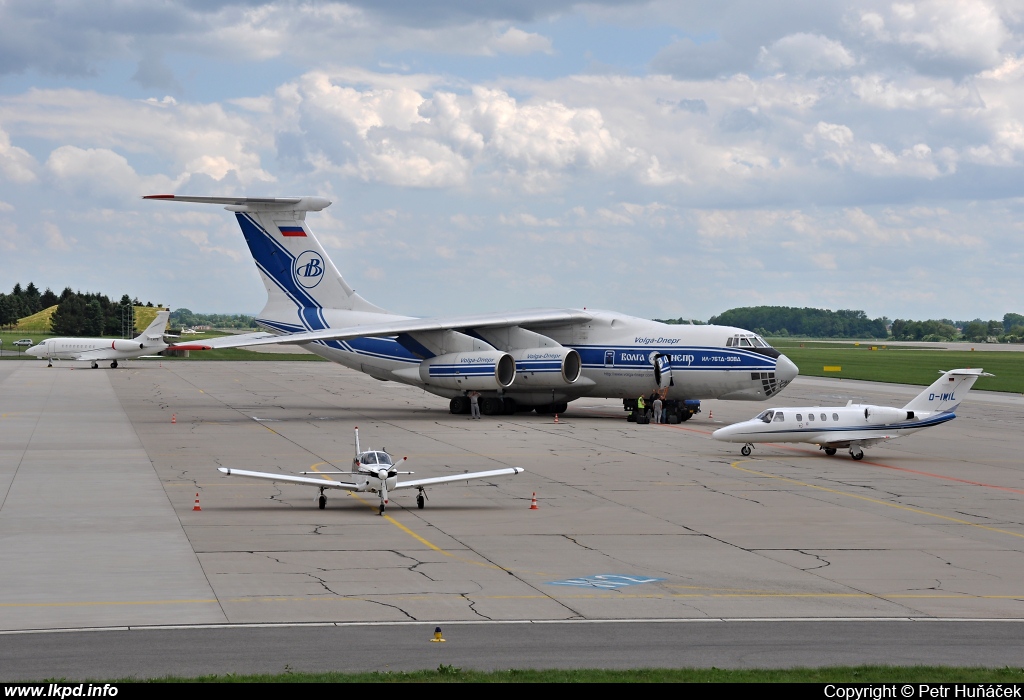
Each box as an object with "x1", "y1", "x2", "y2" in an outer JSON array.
[
  {"x1": 110, "y1": 340, "x2": 145, "y2": 352},
  {"x1": 419, "y1": 351, "x2": 516, "y2": 391},
  {"x1": 863, "y1": 406, "x2": 913, "y2": 424},
  {"x1": 510, "y1": 347, "x2": 581, "y2": 388}
]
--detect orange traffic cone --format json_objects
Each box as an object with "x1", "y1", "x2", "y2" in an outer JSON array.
[
  {"x1": 553, "y1": 413, "x2": 559, "y2": 424},
  {"x1": 192, "y1": 493, "x2": 201, "y2": 511},
  {"x1": 529, "y1": 493, "x2": 538, "y2": 510},
  {"x1": 709, "y1": 410, "x2": 713, "y2": 420},
  {"x1": 172, "y1": 413, "x2": 177, "y2": 424}
]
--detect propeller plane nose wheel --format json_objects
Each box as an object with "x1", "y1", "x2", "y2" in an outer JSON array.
[
  {"x1": 378, "y1": 501, "x2": 386, "y2": 516},
  {"x1": 741, "y1": 444, "x2": 752, "y2": 456}
]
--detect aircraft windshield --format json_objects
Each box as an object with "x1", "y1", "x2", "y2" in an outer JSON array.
[
  {"x1": 375, "y1": 452, "x2": 393, "y2": 466},
  {"x1": 361, "y1": 452, "x2": 378, "y2": 465},
  {"x1": 756, "y1": 410, "x2": 774, "y2": 423}
]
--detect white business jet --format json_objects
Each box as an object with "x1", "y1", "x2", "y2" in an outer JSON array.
[
  {"x1": 26, "y1": 311, "x2": 172, "y2": 369},
  {"x1": 713, "y1": 368, "x2": 991, "y2": 460},
  {"x1": 218, "y1": 427, "x2": 523, "y2": 515},
  {"x1": 146, "y1": 194, "x2": 798, "y2": 420}
]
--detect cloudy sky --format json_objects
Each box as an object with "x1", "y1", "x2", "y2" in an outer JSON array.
[{"x1": 1, "y1": 1, "x2": 1022, "y2": 322}]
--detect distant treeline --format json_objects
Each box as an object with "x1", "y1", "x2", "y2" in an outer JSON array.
[
  {"x1": 708, "y1": 307, "x2": 889, "y2": 339},
  {"x1": 700, "y1": 306, "x2": 1024, "y2": 342},
  {"x1": 171, "y1": 309, "x2": 258, "y2": 330},
  {"x1": 0, "y1": 282, "x2": 159, "y2": 335}
]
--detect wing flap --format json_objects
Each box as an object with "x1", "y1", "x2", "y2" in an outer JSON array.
[
  {"x1": 395, "y1": 467, "x2": 524, "y2": 490},
  {"x1": 218, "y1": 467, "x2": 357, "y2": 490}
]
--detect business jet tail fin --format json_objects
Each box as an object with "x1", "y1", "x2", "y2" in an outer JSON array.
[{"x1": 902, "y1": 368, "x2": 992, "y2": 413}]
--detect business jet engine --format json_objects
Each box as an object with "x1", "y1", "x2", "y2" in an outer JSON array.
[
  {"x1": 419, "y1": 351, "x2": 516, "y2": 391},
  {"x1": 863, "y1": 406, "x2": 914, "y2": 424},
  {"x1": 510, "y1": 347, "x2": 582, "y2": 388},
  {"x1": 110, "y1": 340, "x2": 145, "y2": 352}
]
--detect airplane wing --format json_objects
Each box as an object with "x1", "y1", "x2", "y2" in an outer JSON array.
[
  {"x1": 171, "y1": 331, "x2": 278, "y2": 350},
  {"x1": 395, "y1": 467, "x2": 524, "y2": 490},
  {"x1": 820, "y1": 434, "x2": 894, "y2": 449},
  {"x1": 217, "y1": 467, "x2": 358, "y2": 490},
  {"x1": 171, "y1": 310, "x2": 592, "y2": 351}
]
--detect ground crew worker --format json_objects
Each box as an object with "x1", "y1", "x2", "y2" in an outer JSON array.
[
  {"x1": 636, "y1": 394, "x2": 645, "y2": 422},
  {"x1": 468, "y1": 390, "x2": 481, "y2": 420},
  {"x1": 653, "y1": 396, "x2": 663, "y2": 424}
]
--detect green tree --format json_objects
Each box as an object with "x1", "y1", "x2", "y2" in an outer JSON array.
[
  {"x1": 50, "y1": 294, "x2": 86, "y2": 336},
  {"x1": 83, "y1": 300, "x2": 104, "y2": 336}
]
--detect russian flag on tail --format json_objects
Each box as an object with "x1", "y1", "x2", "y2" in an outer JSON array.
[{"x1": 280, "y1": 226, "x2": 306, "y2": 237}]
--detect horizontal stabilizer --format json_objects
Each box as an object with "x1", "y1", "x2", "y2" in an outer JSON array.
[{"x1": 144, "y1": 194, "x2": 331, "y2": 212}]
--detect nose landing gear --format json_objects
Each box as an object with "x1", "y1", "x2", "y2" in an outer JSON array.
[{"x1": 740, "y1": 443, "x2": 753, "y2": 456}]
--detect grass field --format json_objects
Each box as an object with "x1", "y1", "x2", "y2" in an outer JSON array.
[
  {"x1": 772, "y1": 340, "x2": 1023, "y2": 394},
  {"x1": 119, "y1": 665, "x2": 1024, "y2": 683}
]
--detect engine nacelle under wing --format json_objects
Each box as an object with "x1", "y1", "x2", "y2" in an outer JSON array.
[
  {"x1": 111, "y1": 340, "x2": 145, "y2": 352},
  {"x1": 510, "y1": 347, "x2": 582, "y2": 388},
  {"x1": 863, "y1": 406, "x2": 913, "y2": 424},
  {"x1": 419, "y1": 351, "x2": 516, "y2": 391}
]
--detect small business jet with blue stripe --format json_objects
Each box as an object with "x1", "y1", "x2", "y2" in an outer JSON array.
[
  {"x1": 146, "y1": 194, "x2": 798, "y2": 418},
  {"x1": 713, "y1": 368, "x2": 991, "y2": 460},
  {"x1": 218, "y1": 428, "x2": 522, "y2": 515}
]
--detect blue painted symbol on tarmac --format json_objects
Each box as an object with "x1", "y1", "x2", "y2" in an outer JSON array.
[{"x1": 546, "y1": 574, "x2": 664, "y2": 589}]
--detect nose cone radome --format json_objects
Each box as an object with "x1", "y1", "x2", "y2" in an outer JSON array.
[
  {"x1": 712, "y1": 423, "x2": 740, "y2": 442},
  {"x1": 25, "y1": 345, "x2": 41, "y2": 357},
  {"x1": 776, "y1": 354, "x2": 799, "y2": 384}
]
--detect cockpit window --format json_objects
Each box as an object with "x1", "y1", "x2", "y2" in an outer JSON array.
[
  {"x1": 375, "y1": 452, "x2": 392, "y2": 466},
  {"x1": 739, "y1": 337, "x2": 753, "y2": 347},
  {"x1": 757, "y1": 410, "x2": 774, "y2": 423},
  {"x1": 752, "y1": 335, "x2": 770, "y2": 347},
  {"x1": 361, "y1": 452, "x2": 378, "y2": 465}
]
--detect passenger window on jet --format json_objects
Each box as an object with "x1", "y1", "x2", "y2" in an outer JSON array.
[
  {"x1": 821, "y1": 413, "x2": 827, "y2": 421},
  {"x1": 796, "y1": 414, "x2": 803, "y2": 421},
  {"x1": 774, "y1": 412, "x2": 784, "y2": 422},
  {"x1": 833, "y1": 413, "x2": 839, "y2": 421},
  {"x1": 808, "y1": 413, "x2": 815, "y2": 421}
]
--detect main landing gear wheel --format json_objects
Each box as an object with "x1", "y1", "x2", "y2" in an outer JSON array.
[
  {"x1": 91, "y1": 362, "x2": 98, "y2": 369},
  {"x1": 318, "y1": 493, "x2": 327, "y2": 510},
  {"x1": 824, "y1": 447, "x2": 837, "y2": 456},
  {"x1": 450, "y1": 396, "x2": 469, "y2": 414},
  {"x1": 850, "y1": 448, "x2": 864, "y2": 461},
  {"x1": 417, "y1": 492, "x2": 425, "y2": 510},
  {"x1": 110, "y1": 360, "x2": 118, "y2": 369},
  {"x1": 741, "y1": 444, "x2": 753, "y2": 456}
]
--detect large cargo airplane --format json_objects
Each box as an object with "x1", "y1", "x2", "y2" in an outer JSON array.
[
  {"x1": 713, "y1": 368, "x2": 991, "y2": 460},
  {"x1": 26, "y1": 310, "x2": 171, "y2": 368},
  {"x1": 146, "y1": 195, "x2": 799, "y2": 417}
]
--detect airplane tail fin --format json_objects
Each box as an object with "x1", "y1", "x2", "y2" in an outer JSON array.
[
  {"x1": 134, "y1": 310, "x2": 170, "y2": 346},
  {"x1": 902, "y1": 368, "x2": 992, "y2": 413},
  {"x1": 143, "y1": 195, "x2": 388, "y2": 333}
]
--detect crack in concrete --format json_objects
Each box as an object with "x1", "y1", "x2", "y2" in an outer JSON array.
[{"x1": 795, "y1": 550, "x2": 832, "y2": 571}]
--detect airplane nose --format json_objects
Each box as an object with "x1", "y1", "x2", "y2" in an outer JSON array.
[{"x1": 776, "y1": 354, "x2": 799, "y2": 384}]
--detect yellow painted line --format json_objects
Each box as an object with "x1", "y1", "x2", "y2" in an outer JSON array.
[{"x1": 732, "y1": 460, "x2": 1024, "y2": 540}]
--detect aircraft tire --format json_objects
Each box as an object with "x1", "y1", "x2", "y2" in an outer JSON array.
[
  {"x1": 678, "y1": 411, "x2": 691, "y2": 422},
  {"x1": 824, "y1": 448, "x2": 837, "y2": 456},
  {"x1": 741, "y1": 444, "x2": 752, "y2": 456},
  {"x1": 851, "y1": 451, "x2": 864, "y2": 461},
  {"x1": 554, "y1": 402, "x2": 568, "y2": 414},
  {"x1": 481, "y1": 397, "x2": 503, "y2": 415},
  {"x1": 417, "y1": 494, "x2": 425, "y2": 509},
  {"x1": 502, "y1": 397, "x2": 517, "y2": 414},
  {"x1": 318, "y1": 495, "x2": 326, "y2": 510},
  {"x1": 450, "y1": 396, "x2": 469, "y2": 414},
  {"x1": 535, "y1": 405, "x2": 549, "y2": 415}
]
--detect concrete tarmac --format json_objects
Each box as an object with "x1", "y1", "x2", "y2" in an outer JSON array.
[{"x1": 2, "y1": 360, "x2": 1024, "y2": 676}]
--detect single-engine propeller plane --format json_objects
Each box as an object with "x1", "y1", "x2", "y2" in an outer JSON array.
[
  {"x1": 218, "y1": 427, "x2": 523, "y2": 515},
  {"x1": 712, "y1": 368, "x2": 991, "y2": 460}
]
